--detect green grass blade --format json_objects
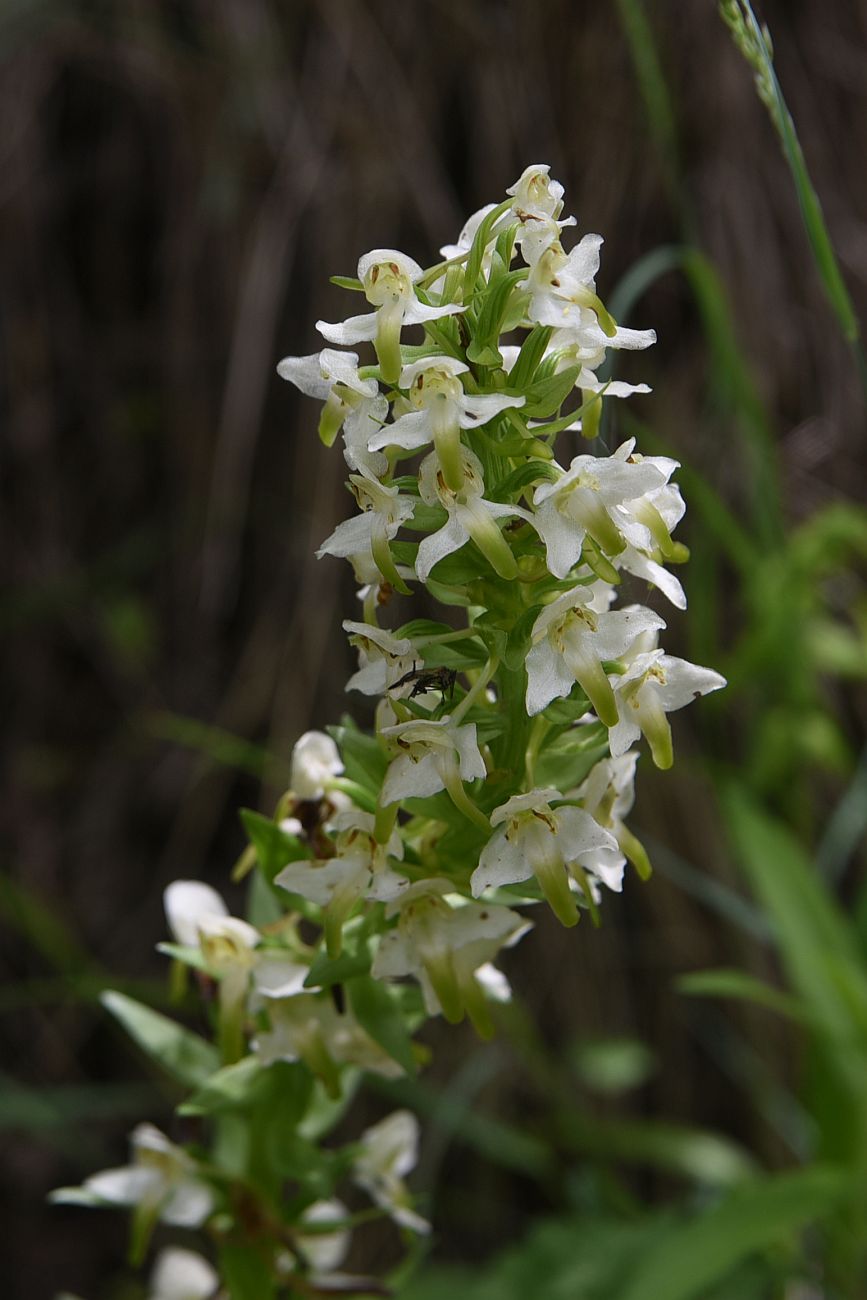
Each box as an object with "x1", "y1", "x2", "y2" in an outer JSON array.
[
  {"x1": 677, "y1": 968, "x2": 807, "y2": 1023},
  {"x1": 720, "y1": 1, "x2": 864, "y2": 379},
  {"x1": 614, "y1": 0, "x2": 681, "y2": 201},
  {"x1": 620, "y1": 1165, "x2": 849, "y2": 1300}
]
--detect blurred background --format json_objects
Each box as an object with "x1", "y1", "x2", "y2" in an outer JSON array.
[{"x1": 3, "y1": 2, "x2": 867, "y2": 1297}]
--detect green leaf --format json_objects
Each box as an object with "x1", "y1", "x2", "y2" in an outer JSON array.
[
  {"x1": 49, "y1": 1186, "x2": 108, "y2": 1208},
  {"x1": 299, "y1": 1069, "x2": 361, "y2": 1141},
  {"x1": 329, "y1": 274, "x2": 363, "y2": 292},
  {"x1": 463, "y1": 199, "x2": 512, "y2": 302},
  {"x1": 472, "y1": 612, "x2": 508, "y2": 660},
  {"x1": 328, "y1": 721, "x2": 388, "y2": 793},
  {"x1": 306, "y1": 934, "x2": 373, "y2": 989},
  {"x1": 504, "y1": 605, "x2": 543, "y2": 671},
  {"x1": 348, "y1": 975, "x2": 416, "y2": 1074},
  {"x1": 425, "y1": 575, "x2": 475, "y2": 608},
  {"x1": 677, "y1": 967, "x2": 807, "y2": 1022},
  {"x1": 178, "y1": 1056, "x2": 262, "y2": 1116},
  {"x1": 240, "y1": 810, "x2": 309, "y2": 882},
  {"x1": 507, "y1": 325, "x2": 553, "y2": 390},
  {"x1": 101, "y1": 991, "x2": 219, "y2": 1088},
  {"x1": 156, "y1": 941, "x2": 209, "y2": 973},
  {"x1": 535, "y1": 727, "x2": 608, "y2": 790},
  {"x1": 471, "y1": 712, "x2": 507, "y2": 745},
  {"x1": 538, "y1": 686, "x2": 596, "y2": 727},
  {"x1": 403, "y1": 791, "x2": 480, "y2": 830},
  {"x1": 246, "y1": 867, "x2": 285, "y2": 929},
  {"x1": 219, "y1": 1245, "x2": 275, "y2": 1300},
  {"x1": 466, "y1": 271, "x2": 525, "y2": 365},
  {"x1": 724, "y1": 789, "x2": 867, "y2": 1077},
  {"x1": 519, "y1": 365, "x2": 581, "y2": 419},
  {"x1": 403, "y1": 502, "x2": 449, "y2": 533},
  {"x1": 619, "y1": 1166, "x2": 849, "y2": 1300},
  {"x1": 395, "y1": 619, "x2": 458, "y2": 641},
  {"x1": 490, "y1": 459, "x2": 560, "y2": 500},
  {"x1": 494, "y1": 222, "x2": 518, "y2": 272},
  {"x1": 418, "y1": 543, "x2": 485, "y2": 586}
]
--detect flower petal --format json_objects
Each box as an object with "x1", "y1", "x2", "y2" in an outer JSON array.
[{"x1": 316, "y1": 312, "x2": 378, "y2": 345}]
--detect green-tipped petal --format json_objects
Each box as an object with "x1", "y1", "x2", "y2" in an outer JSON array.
[
  {"x1": 563, "y1": 644, "x2": 618, "y2": 728},
  {"x1": 370, "y1": 517, "x2": 412, "y2": 596},
  {"x1": 375, "y1": 295, "x2": 404, "y2": 385},
  {"x1": 423, "y1": 949, "x2": 464, "y2": 1024},
  {"x1": 431, "y1": 396, "x2": 464, "y2": 493},
  {"x1": 535, "y1": 852, "x2": 579, "y2": 927},
  {"x1": 579, "y1": 495, "x2": 626, "y2": 557},
  {"x1": 440, "y1": 751, "x2": 491, "y2": 831},
  {"x1": 617, "y1": 824, "x2": 653, "y2": 881},
  {"x1": 461, "y1": 973, "x2": 495, "y2": 1040},
  {"x1": 324, "y1": 875, "x2": 368, "y2": 958},
  {"x1": 580, "y1": 390, "x2": 602, "y2": 441},
  {"x1": 636, "y1": 689, "x2": 674, "y2": 770},
  {"x1": 318, "y1": 391, "x2": 345, "y2": 447},
  {"x1": 217, "y1": 971, "x2": 248, "y2": 1065},
  {"x1": 458, "y1": 497, "x2": 518, "y2": 580}
]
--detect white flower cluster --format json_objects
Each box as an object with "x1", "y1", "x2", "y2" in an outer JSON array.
[
  {"x1": 55, "y1": 167, "x2": 726, "y2": 1293},
  {"x1": 274, "y1": 164, "x2": 724, "y2": 935}
]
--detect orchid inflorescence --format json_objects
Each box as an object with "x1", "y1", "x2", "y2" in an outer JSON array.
[{"x1": 55, "y1": 166, "x2": 724, "y2": 1298}]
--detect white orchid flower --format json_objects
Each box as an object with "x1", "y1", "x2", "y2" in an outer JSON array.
[
  {"x1": 545, "y1": 322, "x2": 655, "y2": 434},
  {"x1": 317, "y1": 470, "x2": 416, "y2": 594},
  {"x1": 615, "y1": 544, "x2": 687, "y2": 609},
  {"x1": 317, "y1": 249, "x2": 464, "y2": 385},
  {"x1": 342, "y1": 620, "x2": 416, "y2": 696},
  {"x1": 165, "y1": 883, "x2": 311, "y2": 999},
  {"x1": 76, "y1": 1124, "x2": 214, "y2": 1228},
  {"x1": 415, "y1": 446, "x2": 533, "y2": 583},
  {"x1": 251, "y1": 955, "x2": 313, "y2": 1001},
  {"x1": 346, "y1": 550, "x2": 415, "y2": 624},
  {"x1": 439, "y1": 202, "x2": 498, "y2": 261},
  {"x1": 373, "y1": 879, "x2": 531, "y2": 1034},
  {"x1": 606, "y1": 442, "x2": 686, "y2": 563},
  {"x1": 148, "y1": 1248, "x2": 219, "y2": 1300},
  {"x1": 507, "y1": 163, "x2": 571, "y2": 222},
  {"x1": 252, "y1": 992, "x2": 403, "y2": 1095},
  {"x1": 163, "y1": 880, "x2": 259, "y2": 974},
  {"x1": 163, "y1": 880, "x2": 226, "y2": 947},
  {"x1": 532, "y1": 442, "x2": 669, "y2": 576},
  {"x1": 379, "y1": 714, "x2": 486, "y2": 813},
  {"x1": 368, "y1": 356, "x2": 523, "y2": 491},
  {"x1": 275, "y1": 808, "x2": 408, "y2": 956},
  {"x1": 290, "y1": 730, "x2": 344, "y2": 801},
  {"x1": 354, "y1": 1110, "x2": 430, "y2": 1234},
  {"x1": 471, "y1": 788, "x2": 621, "y2": 928},
  {"x1": 610, "y1": 490, "x2": 690, "y2": 608},
  {"x1": 295, "y1": 1198, "x2": 351, "y2": 1277},
  {"x1": 163, "y1": 880, "x2": 261, "y2": 1062},
  {"x1": 609, "y1": 648, "x2": 726, "y2": 769},
  {"x1": 276, "y1": 348, "x2": 388, "y2": 472},
  {"x1": 506, "y1": 164, "x2": 576, "y2": 262},
  {"x1": 572, "y1": 750, "x2": 653, "y2": 881},
  {"x1": 525, "y1": 587, "x2": 665, "y2": 724},
  {"x1": 524, "y1": 231, "x2": 616, "y2": 337}
]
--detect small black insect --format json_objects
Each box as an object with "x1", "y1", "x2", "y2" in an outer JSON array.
[{"x1": 392, "y1": 662, "x2": 458, "y2": 700}]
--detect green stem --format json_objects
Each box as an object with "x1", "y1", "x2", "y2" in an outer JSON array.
[
  {"x1": 524, "y1": 716, "x2": 551, "y2": 786},
  {"x1": 450, "y1": 656, "x2": 499, "y2": 725}
]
